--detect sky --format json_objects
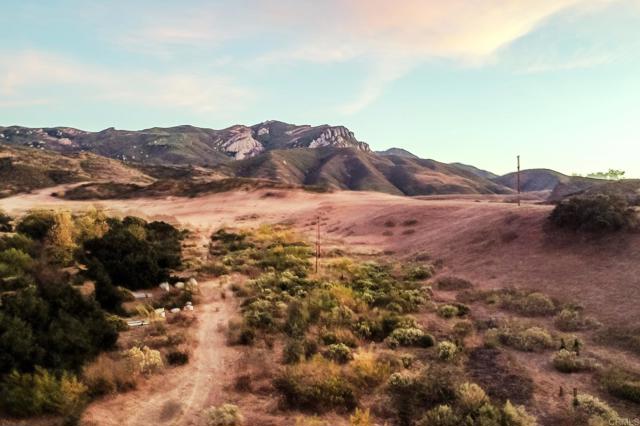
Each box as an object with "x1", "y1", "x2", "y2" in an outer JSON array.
[{"x1": 1, "y1": 0, "x2": 639, "y2": 176}]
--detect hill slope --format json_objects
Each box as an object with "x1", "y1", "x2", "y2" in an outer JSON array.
[
  {"x1": 0, "y1": 121, "x2": 370, "y2": 166},
  {"x1": 0, "y1": 145, "x2": 153, "y2": 197},
  {"x1": 232, "y1": 148, "x2": 512, "y2": 196},
  {"x1": 493, "y1": 168, "x2": 597, "y2": 196}
]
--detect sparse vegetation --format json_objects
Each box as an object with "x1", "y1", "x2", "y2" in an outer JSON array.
[
  {"x1": 598, "y1": 368, "x2": 640, "y2": 404},
  {"x1": 435, "y1": 276, "x2": 473, "y2": 291},
  {"x1": 460, "y1": 288, "x2": 557, "y2": 317},
  {"x1": 551, "y1": 350, "x2": 599, "y2": 373},
  {"x1": 485, "y1": 322, "x2": 555, "y2": 352},
  {"x1": 205, "y1": 403, "x2": 244, "y2": 426},
  {"x1": 554, "y1": 306, "x2": 601, "y2": 332}
]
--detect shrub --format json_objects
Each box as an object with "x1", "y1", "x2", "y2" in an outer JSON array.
[
  {"x1": 323, "y1": 343, "x2": 353, "y2": 364},
  {"x1": 273, "y1": 356, "x2": 358, "y2": 412},
  {"x1": 349, "y1": 350, "x2": 393, "y2": 388},
  {"x1": 0, "y1": 367, "x2": 87, "y2": 418},
  {"x1": 599, "y1": 368, "x2": 640, "y2": 404},
  {"x1": 0, "y1": 210, "x2": 12, "y2": 232},
  {"x1": 435, "y1": 276, "x2": 473, "y2": 291},
  {"x1": 205, "y1": 403, "x2": 244, "y2": 426},
  {"x1": 519, "y1": 292, "x2": 556, "y2": 316},
  {"x1": 549, "y1": 194, "x2": 637, "y2": 232},
  {"x1": 551, "y1": 350, "x2": 598, "y2": 373},
  {"x1": 386, "y1": 328, "x2": 434, "y2": 348},
  {"x1": 124, "y1": 346, "x2": 163, "y2": 375},
  {"x1": 84, "y1": 218, "x2": 182, "y2": 290},
  {"x1": 501, "y1": 400, "x2": 537, "y2": 426},
  {"x1": 457, "y1": 382, "x2": 489, "y2": 415},
  {"x1": 437, "y1": 341, "x2": 458, "y2": 361},
  {"x1": 350, "y1": 408, "x2": 373, "y2": 426},
  {"x1": 16, "y1": 210, "x2": 56, "y2": 240},
  {"x1": 166, "y1": 350, "x2": 190, "y2": 366},
  {"x1": 572, "y1": 393, "x2": 625, "y2": 424},
  {"x1": 405, "y1": 265, "x2": 435, "y2": 281},
  {"x1": 554, "y1": 308, "x2": 601, "y2": 332},
  {"x1": 0, "y1": 276, "x2": 118, "y2": 376},
  {"x1": 387, "y1": 365, "x2": 459, "y2": 425},
  {"x1": 416, "y1": 404, "x2": 461, "y2": 426},
  {"x1": 82, "y1": 354, "x2": 137, "y2": 397},
  {"x1": 486, "y1": 323, "x2": 555, "y2": 352},
  {"x1": 283, "y1": 339, "x2": 305, "y2": 364},
  {"x1": 438, "y1": 304, "x2": 459, "y2": 319}
]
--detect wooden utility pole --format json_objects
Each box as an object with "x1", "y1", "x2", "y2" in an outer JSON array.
[
  {"x1": 517, "y1": 155, "x2": 521, "y2": 207},
  {"x1": 315, "y1": 215, "x2": 320, "y2": 274}
]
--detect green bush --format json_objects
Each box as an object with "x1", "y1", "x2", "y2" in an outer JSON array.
[
  {"x1": 485, "y1": 323, "x2": 555, "y2": 352},
  {"x1": 554, "y1": 307, "x2": 601, "y2": 332},
  {"x1": 437, "y1": 341, "x2": 458, "y2": 361},
  {"x1": 551, "y1": 350, "x2": 599, "y2": 373},
  {"x1": 16, "y1": 210, "x2": 56, "y2": 240},
  {"x1": 549, "y1": 194, "x2": 637, "y2": 232},
  {"x1": 387, "y1": 365, "x2": 458, "y2": 425},
  {"x1": 416, "y1": 405, "x2": 460, "y2": 426},
  {"x1": 84, "y1": 218, "x2": 183, "y2": 290},
  {"x1": 404, "y1": 265, "x2": 435, "y2": 281},
  {"x1": 0, "y1": 367, "x2": 87, "y2": 418},
  {"x1": 386, "y1": 327, "x2": 434, "y2": 348},
  {"x1": 323, "y1": 343, "x2": 353, "y2": 364},
  {"x1": 0, "y1": 210, "x2": 12, "y2": 232},
  {"x1": 437, "y1": 305, "x2": 459, "y2": 319},
  {"x1": 205, "y1": 403, "x2": 244, "y2": 426},
  {"x1": 274, "y1": 357, "x2": 358, "y2": 412}
]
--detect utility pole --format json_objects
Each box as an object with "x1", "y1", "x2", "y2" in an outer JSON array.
[
  {"x1": 517, "y1": 155, "x2": 521, "y2": 207},
  {"x1": 315, "y1": 215, "x2": 320, "y2": 274}
]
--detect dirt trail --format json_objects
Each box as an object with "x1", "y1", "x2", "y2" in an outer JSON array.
[{"x1": 82, "y1": 278, "x2": 237, "y2": 426}]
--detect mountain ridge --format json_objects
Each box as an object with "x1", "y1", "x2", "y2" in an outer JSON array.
[{"x1": 0, "y1": 121, "x2": 626, "y2": 201}]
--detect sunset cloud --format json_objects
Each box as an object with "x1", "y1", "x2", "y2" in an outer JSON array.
[{"x1": 112, "y1": 0, "x2": 614, "y2": 112}]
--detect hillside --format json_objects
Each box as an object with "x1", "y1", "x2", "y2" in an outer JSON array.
[
  {"x1": 7, "y1": 122, "x2": 621, "y2": 200},
  {"x1": 231, "y1": 147, "x2": 512, "y2": 196},
  {"x1": 450, "y1": 162, "x2": 498, "y2": 179},
  {"x1": 0, "y1": 145, "x2": 153, "y2": 197},
  {"x1": 493, "y1": 168, "x2": 595, "y2": 193},
  {"x1": 0, "y1": 121, "x2": 369, "y2": 166}
]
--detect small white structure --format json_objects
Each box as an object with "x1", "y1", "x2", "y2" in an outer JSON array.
[
  {"x1": 174, "y1": 282, "x2": 185, "y2": 290},
  {"x1": 131, "y1": 291, "x2": 152, "y2": 300},
  {"x1": 170, "y1": 307, "x2": 181, "y2": 313},
  {"x1": 154, "y1": 308, "x2": 166, "y2": 318},
  {"x1": 159, "y1": 282, "x2": 171, "y2": 292},
  {"x1": 126, "y1": 319, "x2": 150, "y2": 328},
  {"x1": 184, "y1": 305, "x2": 194, "y2": 311}
]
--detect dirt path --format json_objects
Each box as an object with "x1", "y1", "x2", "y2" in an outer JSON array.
[{"x1": 81, "y1": 278, "x2": 238, "y2": 426}]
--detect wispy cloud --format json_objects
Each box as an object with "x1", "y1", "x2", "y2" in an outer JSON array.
[{"x1": 0, "y1": 51, "x2": 255, "y2": 114}]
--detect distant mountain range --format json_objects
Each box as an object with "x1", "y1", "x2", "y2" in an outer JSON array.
[{"x1": 1, "y1": 122, "x2": 637, "y2": 201}]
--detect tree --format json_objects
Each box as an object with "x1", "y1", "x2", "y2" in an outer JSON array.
[
  {"x1": 46, "y1": 211, "x2": 77, "y2": 265},
  {"x1": 587, "y1": 169, "x2": 626, "y2": 180},
  {"x1": 16, "y1": 210, "x2": 56, "y2": 241}
]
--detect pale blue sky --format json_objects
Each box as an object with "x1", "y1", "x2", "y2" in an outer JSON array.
[{"x1": 1, "y1": 0, "x2": 639, "y2": 176}]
